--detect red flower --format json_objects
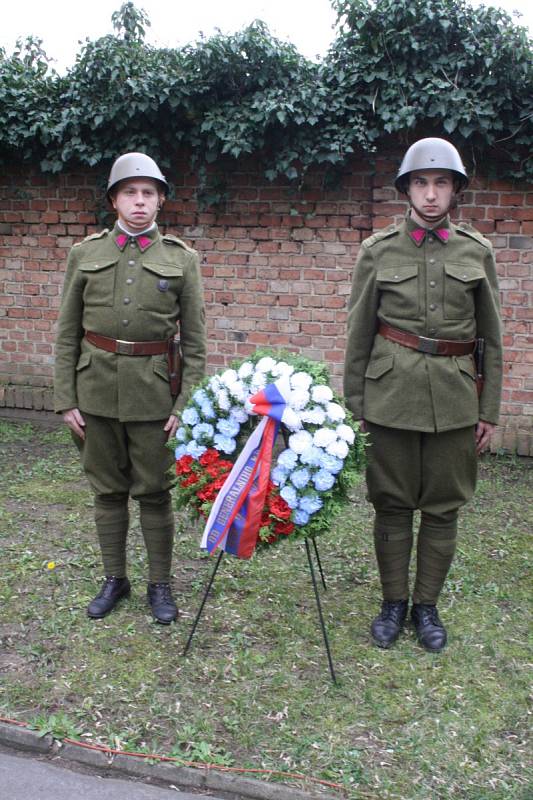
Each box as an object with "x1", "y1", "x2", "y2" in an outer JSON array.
[
  {"x1": 275, "y1": 520, "x2": 295, "y2": 536},
  {"x1": 176, "y1": 455, "x2": 194, "y2": 475},
  {"x1": 268, "y1": 495, "x2": 292, "y2": 520},
  {"x1": 181, "y1": 473, "x2": 200, "y2": 487},
  {"x1": 199, "y1": 448, "x2": 220, "y2": 467}
]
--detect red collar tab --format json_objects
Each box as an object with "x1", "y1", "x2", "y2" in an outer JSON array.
[
  {"x1": 114, "y1": 232, "x2": 154, "y2": 252},
  {"x1": 409, "y1": 227, "x2": 449, "y2": 246}
]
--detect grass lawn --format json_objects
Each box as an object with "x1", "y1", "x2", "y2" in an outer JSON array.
[{"x1": 0, "y1": 419, "x2": 531, "y2": 799}]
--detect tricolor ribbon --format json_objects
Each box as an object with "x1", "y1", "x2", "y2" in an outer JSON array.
[{"x1": 200, "y1": 375, "x2": 292, "y2": 559}]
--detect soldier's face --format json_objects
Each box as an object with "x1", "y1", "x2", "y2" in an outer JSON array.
[
  {"x1": 111, "y1": 179, "x2": 164, "y2": 231},
  {"x1": 407, "y1": 170, "x2": 455, "y2": 226}
]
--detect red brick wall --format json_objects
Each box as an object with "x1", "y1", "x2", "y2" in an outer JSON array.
[{"x1": 0, "y1": 154, "x2": 531, "y2": 454}]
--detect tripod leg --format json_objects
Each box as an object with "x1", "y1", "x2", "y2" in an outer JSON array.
[
  {"x1": 182, "y1": 550, "x2": 224, "y2": 656},
  {"x1": 305, "y1": 539, "x2": 337, "y2": 684}
]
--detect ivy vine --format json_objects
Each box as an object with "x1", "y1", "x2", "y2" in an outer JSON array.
[{"x1": 0, "y1": 0, "x2": 531, "y2": 194}]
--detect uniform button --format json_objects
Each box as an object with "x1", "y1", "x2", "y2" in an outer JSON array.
[
  {"x1": 429, "y1": 258, "x2": 435, "y2": 264},
  {"x1": 123, "y1": 297, "x2": 131, "y2": 305},
  {"x1": 122, "y1": 319, "x2": 129, "y2": 326},
  {"x1": 429, "y1": 303, "x2": 437, "y2": 311},
  {"x1": 429, "y1": 280, "x2": 436, "y2": 288},
  {"x1": 428, "y1": 238, "x2": 434, "y2": 244},
  {"x1": 130, "y1": 242, "x2": 136, "y2": 248},
  {"x1": 429, "y1": 328, "x2": 437, "y2": 335},
  {"x1": 128, "y1": 260, "x2": 135, "y2": 266},
  {"x1": 463, "y1": 274, "x2": 468, "y2": 279},
  {"x1": 126, "y1": 278, "x2": 134, "y2": 285},
  {"x1": 394, "y1": 274, "x2": 399, "y2": 280}
]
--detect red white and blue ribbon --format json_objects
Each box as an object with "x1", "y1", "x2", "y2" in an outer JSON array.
[{"x1": 200, "y1": 375, "x2": 292, "y2": 559}]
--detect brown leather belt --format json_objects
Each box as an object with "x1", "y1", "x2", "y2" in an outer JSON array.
[
  {"x1": 378, "y1": 323, "x2": 475, "y2": 356},
  {"x1": 85, "y1": 331, "x2": 170, "y2": 356}
]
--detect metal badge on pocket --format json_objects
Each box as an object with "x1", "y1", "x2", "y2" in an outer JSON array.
[{"x1": 158, "y1": 279, "x2": 169, "y2": 292}]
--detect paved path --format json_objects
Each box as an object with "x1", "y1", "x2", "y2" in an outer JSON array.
[{"x1": 0, "y1": 750, "x2": 224, "y2": 800}]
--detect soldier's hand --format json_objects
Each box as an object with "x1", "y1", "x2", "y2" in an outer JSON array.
[
  {"x1": 359, "y1": 419, "x2": 367, "y2": 433},
  {"x1": 475, "y1": 420, "x2": 496, "y2": 454},
  {"x1": 63, "y1": 408, "x2": 86, "y2": 440},
  {"x1": 164, "y1": 414, "x2": 180, "y2": 441}
]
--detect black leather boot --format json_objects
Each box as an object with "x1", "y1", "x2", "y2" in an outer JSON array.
[
  {"x1": 411, "y1": 603, "x2": 447, "y2": 651},
  {"x1": 370, "y1": 600, "x2": 408, "y2": 648},
  {"x1": 147, "y1": 582, "x2": 178, "y2": 624},
  {"x1": 87, "y1": 576, "x2": 130, "y2": 619}
]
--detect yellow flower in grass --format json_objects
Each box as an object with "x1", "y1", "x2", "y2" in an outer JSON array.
[{"x1": 47, "y1": 561, "x2": 56, "y2": 571}]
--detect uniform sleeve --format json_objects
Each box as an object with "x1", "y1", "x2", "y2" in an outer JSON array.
[
  {"x1": 343, "y1": 244, "x2": 380, "y2": 419},
  {"x1": 172, "y1": 250, "x2": 207, "y2": 413},
  {"x1": 475, "y1": 245, "x2": 503, "y2": 424},
  {"x1": 53, "y1": 248, "x2": 84, "y2": 413}
]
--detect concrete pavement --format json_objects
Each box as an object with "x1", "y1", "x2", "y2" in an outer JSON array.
[{"x1": 0, "y1": 749, "x2": 221, "y2": 800}]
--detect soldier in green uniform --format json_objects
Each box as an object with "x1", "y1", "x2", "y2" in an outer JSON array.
[
  {"x1": 54, "y1": 153, "x2": 207, "y2": 623},
  {"x1": 343, "y1": 138, "x2": 502, "y2": 651}
]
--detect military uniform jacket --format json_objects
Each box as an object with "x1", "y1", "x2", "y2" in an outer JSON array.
[
  {"x1": 54, "y1": 224, "x2": 207, "y2": 421},
  {"x1": 343, "y1": 215, "x2": 503, "y2": 432}
]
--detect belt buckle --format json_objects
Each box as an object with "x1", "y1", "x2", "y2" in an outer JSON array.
[
  {"x1": 116, "y1": 339, "x2": 135, "y2": 355},
  {"x1": 417, "y1": 336, "x2": 440, "y2": 355}
]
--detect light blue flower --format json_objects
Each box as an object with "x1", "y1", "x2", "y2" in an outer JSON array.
[
  {"x1": 292, "y1": 508, "x2": 310, "y2": 526},
  {"x1": 300, "y1": 445, "x2": 323, "y2": 467},
  {"x1": 186, "y1": 440, "x2": 207, "y2": 458},
  {"x1": 217, "y1": 418, "x2": 240, "y2": 438},
  {"x1": 199, "y1": 400, "x2": 216, "y2": 419},
  {"x1": 192, "y1": 388, "x2": 208, "y2": 405},
  {"x1": 192, "y1": 423, "x2": 215, "y2": 443},
  {"x1": 280, "y1": 485, "x2": 299, "y2": 509},
  {"x1": 213, "y1": 434, "x2": 237, "y2": 454},
  {"x1": 175, "y1": 426, "x2": 188, "y2": 443},
  {"x1": 318, "y1": 453, "x2": 344, "y2": 474},
  {"x1": 277, "y1": 448, "x2": 298, "y2": 471},
  {"x1": 290, "y1": 467, "x2": 311, "y2": 490},
  {"x1": 299, "y1": 494, "x2": 323, "y2": 515},
  {"x1": 313, "y1": 469, "x2": 336, "y2": 492},
  {"x1": 175, "y1": 444, "x2": 187, "y2": 459},
  {"x1": 271, "y1": 466, "x2": 289, "y2": 486},
  {"x1": 182, "y1": 407, "x2": 200, "y2": 427}
]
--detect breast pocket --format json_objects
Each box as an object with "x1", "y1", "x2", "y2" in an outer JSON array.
[
  {"x1": 79, "y1": 259, "x2": 118, "y2": 307},
  {"x1": 444, "y1": 263, "x2": 484, "y2": 320},
  {"x1": 138, "y1": 262, "x2": 183, "y2": 312},
  {"x1": 376, "y1": 264, "x2": 419, "y2": 319}
]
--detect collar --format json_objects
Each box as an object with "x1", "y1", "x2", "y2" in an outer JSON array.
[
  {"x1": 114, "y1": 224, "x2": 158, "y2": 253},
  {"x1": 406, "y1": 213, "x2": 450, "y2": 247}
]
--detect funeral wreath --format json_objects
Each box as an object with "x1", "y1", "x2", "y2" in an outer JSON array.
[{"x1": 174, "y1": 351, "x2": 366, "y2": 556}]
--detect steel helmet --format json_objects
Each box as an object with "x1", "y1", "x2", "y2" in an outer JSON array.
[
  {"x1": 107, "y1": 152, "x2": 168, "y2": 198},
  {"x1": 395, "y1": 138, "x2": 469, "y2": 194}
]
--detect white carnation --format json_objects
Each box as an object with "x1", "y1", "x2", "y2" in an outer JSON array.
[
  {"x1": 290, "y1": 371, "x2": 313, "y2": 391},
  {"x1": 238, "y1": 361, "x2": 255, "y2": 380},
  {"x1": 271, "y1": 361, "x2": 294, "y2": 377},
  {"x1": 288, "y1": 388, "x2": 310, "y2": 411},
  {"x1": 289, "y1": 430, "x2": 314, "y2": 454},
  {"x1": 256, "y1": 357, "x2": 277, "y2": 373},
  {"x1": 250, "y1": 371, "x2": 267, "y2": 392},
  {"x1": 313, "y1": 427, "x2": 337, "y2": 448},
  {"x1": 326, "y1": 402, "x2": 346, "y2": 422},
  {"x1": 326, "y1": 439, "x2": 349, "y2": 459},
  {"x1": 228, "y1": 380, "x2": 248, "y2": 402},
  {"x1": 220, "y1": 369, "x2": 238, "y2": 387},
  {"x1": 281, "y1": 407, "x2": 302, "y2": 431},
  {"x1": 300, "y1": 406, "x2": 326, "y2": 426},
  {"x1": 337, "y1": 424, "x2": 355, "y2": 444},
  {"x1": 311, "y1": 385, "x2": 333, "y2": 404}
]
